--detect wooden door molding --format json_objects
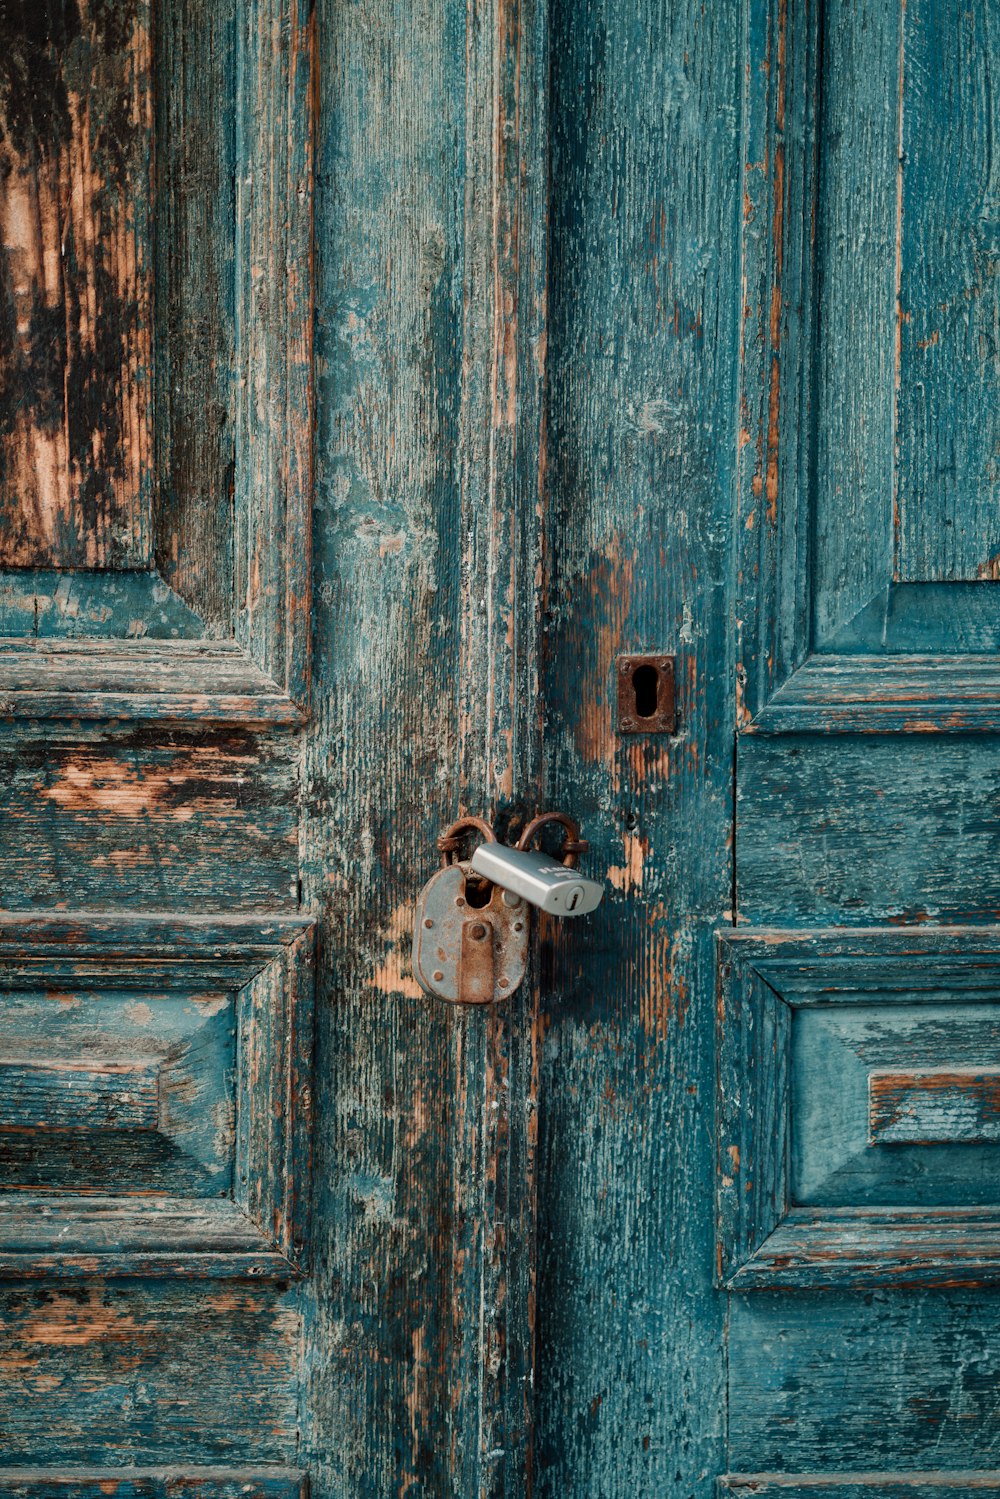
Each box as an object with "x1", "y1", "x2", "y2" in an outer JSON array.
[
  {"x1": 738, "y1": 0, "x2": 1000, "y2": 734},
  {"x1": 719, "y1": 1477, "x2": 1000, "y2": 1497},
  {"x1": 0, "y1": 0, "x2": 315, "y2": 725},
  {"x1": 0, "y1": 1470, "x2": 308, "y2": 1497},
  {"x1": 717, "y1": 927, "x2": 1000, "y2": 1289},
  {"x1": 0, "y1": 913, "x2": 314, "y2": 1280}
]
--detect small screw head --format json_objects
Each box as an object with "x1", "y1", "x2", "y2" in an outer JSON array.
[
  {"x1": 619, "y1": 659, "x2": 632, "y2": 674},
  {"x1": 423, "y1": 918, "x2": 434, "y2": 929},
  {"x1": 621, "y1": 716, "x2": 635, "y2": 730},
  {"x1": 469, "y1": 922, "x2": 487, "y2": 941},
  {"x1": 659, "y1": 658, "x2": 671, "y2": 671},
  {"x1": 498, "y1": 977, "x2": 509, "y2": 989},
  {"x1": 432, "y1": 969, "x2": 445, "y2": 982},
  {"x1": 455, "y1": 896, "x2": 466, "y2": 907}
]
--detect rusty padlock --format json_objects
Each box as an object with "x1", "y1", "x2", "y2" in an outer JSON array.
[{"x1": 411, "y1": 818, "x2": 529, "y2": 1005}]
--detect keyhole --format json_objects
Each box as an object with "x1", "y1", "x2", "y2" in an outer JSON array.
[
  {"x1": 464, "y1": 876, "x2": 492, "y2": 908},
  {"x1": 632, "y1": 663, "x2": 659, "y2": 718}
]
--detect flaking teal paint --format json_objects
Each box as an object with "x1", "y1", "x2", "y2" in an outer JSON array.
[{"x1": 4, "y1": 0, "x2": 1000, "y2": 1491}]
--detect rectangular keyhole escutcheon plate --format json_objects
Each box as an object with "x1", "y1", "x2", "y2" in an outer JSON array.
[
  {"x1": 869, "y1": 1067, "x2": 1000, "y2": 1145},
  {"x1": 616, "y1": 653, "x2": 676, "y2": 734}
]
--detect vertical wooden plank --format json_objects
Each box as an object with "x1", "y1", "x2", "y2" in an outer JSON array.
[
  {"x1": 896, "y1": 0, "x2": 1000, "y2": 581},
  {"x1": 454, "y1": 0, "x2": 549, "y2": 1492},
  {"x1": 812, "y1": 0, "x2": 900, "y2": 644},
  {"x1": 301, "y1": 0, "x2": 546, "y2": 1490},
  {"x1": 300, "y1": 2, "x2": 470, "y2": 1486},
  {"x1": 234, "y1": 0, "x2": 314, "y2": 700},
  {"x1": 535, "y1": 0, "x2": 739, "y2": 1491},
  {"x1": 154, "y1": 0, "x2": 237, "y2": 633},
  {"x1": 737, "y1": 0, "x2": 820, "y2": 721},
  {"x1": 0, "y1": 0, "x2": 153, "y2": 569}
]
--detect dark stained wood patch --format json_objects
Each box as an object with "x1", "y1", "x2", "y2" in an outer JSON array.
[{"x1": 0, "y1": 0, "x2": 153, "y2": 569}]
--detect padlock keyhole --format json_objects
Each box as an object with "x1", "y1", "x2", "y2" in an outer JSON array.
[{"x1": 464, "y1": 875, "x2": 493, "y2": 908}]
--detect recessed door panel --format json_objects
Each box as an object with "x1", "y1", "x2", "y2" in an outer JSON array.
[
  {"x1": 0, "y1": 0, "x2": 312, "y2": 721},
  {"x1": 791, "y1": 1003, "x2": 1000, "y2": 1206}
]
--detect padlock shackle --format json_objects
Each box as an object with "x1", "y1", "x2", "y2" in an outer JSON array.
[
  {"x1": 437, "y1": 815, "x2": 498, "y2": 866},
  {"x1": 515, "y1": 812, "x2": 588, "y2": 868}
]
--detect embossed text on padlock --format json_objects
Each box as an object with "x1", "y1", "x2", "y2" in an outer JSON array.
[{"x1": 411, "y1": 862, "x2": 529, "y2": 1005}]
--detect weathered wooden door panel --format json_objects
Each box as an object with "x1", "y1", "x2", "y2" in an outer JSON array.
[
  {"x1": 0, "y1": 0, "x2": 315, "y2": 1489},
  {"x1": 729, "y1": 0, "x2": 1000, "y2": 1489},
  {"x1": 0, "y1": 0, "x2": 311, "y2": 718},
  {"x1": 533, "y1": 0, "x2": 738, "y2": 1491},
  {"x1": 6, "y1": 0, "x2": 1000, "y2": 1491}
]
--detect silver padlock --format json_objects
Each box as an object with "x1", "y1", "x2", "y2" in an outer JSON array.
[{"x1": 470, "y1": 842, "x2": 604, "y2": 915}]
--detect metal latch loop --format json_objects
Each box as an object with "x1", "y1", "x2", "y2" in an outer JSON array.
[
  {"x1": 437, "y1": 815, "x2": 497, "y2": 867},
  {"x1": 515, "y1": 811, "x2": 588, "y2": 868}
]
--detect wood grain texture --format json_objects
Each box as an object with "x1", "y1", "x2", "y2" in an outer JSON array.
[
  {"x1": 0, "y1": 1474, "x2": 306, "y2": 1499},
  {"x1": 715, "y1": 937, "x2": 789, "y2": 1287},
  {"x1": 0, "y1": 1197, "x2": 293, "y2": 1280},
  {"x1": 897, "y1": 0, "x2": 1000, "y2": 581},
  {"x1": 0, "y1": 0, "x2": 313, "y2": 720},
  {"x1": 0, "y1": 1284, "x2": 302, "y2": 1465},
  {"x1": 730, "y1": 1206, "x2": 1000, "y2": 1290},
  {"x1": 720, "y1": 1478, "x2": 1000, "y2": 1497},
  {"x1": 751, "y1": 653, "x2": 1000, "y2": 733},
  {"x1": 153, "y1": 0, "x2": 237, "y2": 636},
  {"x1": 718, "y1": 927, "x2": 1000, "y2": 1290},
  {"x1": 812, "y1": 0, "x2": 899, "y2": 645},
  {"x1": 0, "y1": 0, "x2": 153, "y2": 569},
  {"x1": 793, "y1": 1004, "x2": 1000, "y2": 1206},
  {"x1": 0, "y1": 640, "x2": 305, "y2": 722},
  {"x1": 0, "y1": 914, "x2": 312, "y2": 1277},
  {"x1": 728, "y1": 1292, "x2": 1000, "y2": 1471},
  {"x1": 300, "y1": 0, "x2": 549, "y2": 1487},
  {"x1": 737, "y1": 736, "x2": 1000, "y2": 927},
  {"x1": 738, "y1": 0, "x2": 1000, "y2": 735},
  {"x1": 232, "y1": 0, "x2": 314, "y2": 703},
  {"x1": 0, "y1": 726, "x2": 297, "y2": 911},
  {"x1": 532, "y1": 0, "x2": 739, "y2": 1490},
  {"x1": 869, "y1": 1068, "x2": 1000, "y2": 1146},
  {"x1": 0, "y1": 996, "x2": 234, "y2": 1197},
  {"x1": 736, "y1": 0, "x2": 819, "y2": 721},
  {"x1": 0, "y1": 1056, "x2": 160, "y2": 1130}
]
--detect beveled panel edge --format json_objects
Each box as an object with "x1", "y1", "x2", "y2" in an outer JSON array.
[
  {"x1": 716, "y1": 927, "x2": 1000, "y2": 1291},
  {"x1": 0, "y1": 0, "x2": 316, "y2": 725},
  {"x1": 0, "y1": 1469, "x2": 307, "y2": 1497},
  {"x1": 719, "y1": 1474, "x2": 1000, "y2": 1496},
  {"x1": 727, "y1": 1207, "x2": 1000, "y2": 1292},
  {"x1": 736, "y1": 0, "x2": 1000, "y2": 736},
  {"x1": 0, "y1": 639, "x2": 304, "y2": 726},
  {"x1": 0, "y1": 911, "x2": 313, "y2": 987},
  {"x1": 0, "y1": 914, "x2": 315, "y2": 1279},
  {"x1": 747, "y1": 654, "x2": 1000, "y2": 735}
]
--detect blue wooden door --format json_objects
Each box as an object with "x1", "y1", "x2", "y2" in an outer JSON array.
[
  {"x1": 719, "y1": 0, "x2": 1000, "y2": 1492},
  {"x1": 2, "y1": 0, "x2": 1000, "y2": 1495}
]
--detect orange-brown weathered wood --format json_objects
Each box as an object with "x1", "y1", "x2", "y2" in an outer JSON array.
[{"x1": 0, "y1": 0, "x2": 153, "y2": 568}]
